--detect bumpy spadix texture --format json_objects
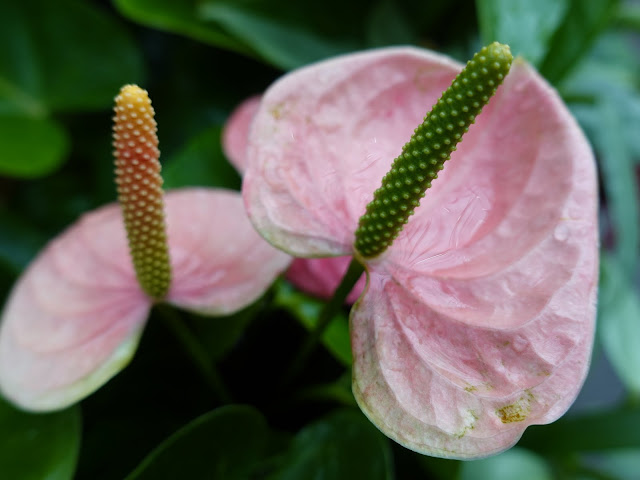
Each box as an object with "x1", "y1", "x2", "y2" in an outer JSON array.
[
  {"x1": 355, "y1": 43, "x2": 512, "y2": 258},
  {"x1": 113, "y1": 85, "x2": 170, "y2": 299},
  {"x1": 242, "y1": 47, "x2": 599, "y2": 458}
]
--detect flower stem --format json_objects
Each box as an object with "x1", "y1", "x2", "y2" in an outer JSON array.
[
  {"x1": 282, "y1": 258, "x2": 365, "y2": 386},
  {"x1": 156, "y1": 304, "x2": 232, "y2": 404}
]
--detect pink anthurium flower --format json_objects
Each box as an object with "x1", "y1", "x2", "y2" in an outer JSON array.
[
  {"x1": 241, "y1": 46, "x2": 599, "y2": 459},
  {"x1": 0, "y1": 86, "x2": 290, "y2": 412},
  {"x1": 223, "y1": 96, "x2": 365, "y2": 303}
]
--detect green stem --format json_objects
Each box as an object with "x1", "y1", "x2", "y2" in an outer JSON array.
[
  {"x1": 156, "y1": 304, "x2": 232, "y2": 404},
  {"x1": 282, "y1": 258, "x2": 365, "y2": 386}
]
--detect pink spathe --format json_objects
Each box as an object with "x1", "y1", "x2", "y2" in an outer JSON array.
[
  {"x1": 240, "y1": 47, "x2": 599, "y2": 458},
  {"x1": 0, "y1": 188, "x2": 290, "y2": 411},
  {"x1": 223, "y1": 96, "x2": 366, "y2": 303}
]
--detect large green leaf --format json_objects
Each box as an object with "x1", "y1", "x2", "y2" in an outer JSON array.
[
  {"x1": 116, "y1": 0, "x2": 372, "y2": 69},
  {"x1": 598, "y1": 255, "x2": 640, "y2": 395},
  {"x1": 274, "y1": 281, "x2": 352, "y2": 366},
  {"x1": 459, "y1": 448, "x2": 553, "y2": 480},
  {"x1": 476, "y1": 0, "x2": 569, "y2": 66},
  {"x1": 197, "y1": 1, "x2": 362, "y2": 70},
  {"x1": 0, "y1": 397, "x2": 81, "y2": 480},
  {"x1": 540, "y1": 0, "x2": 619, "y2": 84},
  {"x1": 0, "y1": 115, "x2": 69, "y2": 178},
  {"x1": 0, "y1": 0, "x2": 143, "y2": 114},
  {"x1": 125, "y1": 405, "x2": 268, "y2": 480},
  {"x1": 0, "y1": 0, "x2": 143, "y2": 178},
  {"x1": 270, "y1": 409, "x2": 393, "y2": 480},
  {"x1": 113, "y1": 0, "x2": 253, "y2": 57}
]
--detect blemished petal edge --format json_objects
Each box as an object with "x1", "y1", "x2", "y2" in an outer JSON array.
[{"x1": 351, "y1": 260, "x2": 596, "y2": 459}]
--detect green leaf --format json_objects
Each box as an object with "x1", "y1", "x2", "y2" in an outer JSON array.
[
  {"x1": 0, "y1": 0, "x2": 143, "y2": 177},
  {"x1": 116, "y1": 0, "x2": 371, "y2": 69},
  {"x1": 366, "y1": 0, "x2": 417, "y2": 47},
  {"x1": 162, "y1": 126, "x2": 241, "y2": 191},
  {"x1": 476, "y1": 0, "x2": 569, "y2": 65},
  {"x1": 0, "y1": 115, "x2": 69, "y2": 178},
  {"x1": 125, "y1": 405, "x2": 268, "y2": 480},
  {"x1": 582, "y1": 449, "x2": 640, "y2": 480},
  {"x1": 598, "y1": 255, "x2": 640, "y2": 395},
  {"x1": 197, "y1": 1, "x2": 362, "y2": 70},
  {"x1": 0, "y1": 397, "x2": 81, "y2": 480},
  {"x1": 459, "y1": 447, "x2": 553, "y2": 480},
  {"x1": 519, "y1": 407, "x2": 640, "y2": 453},
  {"x1": 540, "y1": 0, "x2": 619, "y2": 84},
  {"x1": 562, "y1": 33, "x2": 640, "y2": 161},
  {"x1": 113, "y1": 0, "x2": 253, "y2": 58},
  {"x1": 274, "y1": 281, "x2": 352, "y2": 366},
  {"x1": 562, "y1": 35, "x2": 640, "y2": 274},
  {"x1": 270, "y1": 409, "x2": 393, "y2": 480},
  {"x1": 0, "y1": 0, "x2": 144, "y2": 114},
  {"x1": 596, "y1": 100, "x2": 639, "y2": 276}
]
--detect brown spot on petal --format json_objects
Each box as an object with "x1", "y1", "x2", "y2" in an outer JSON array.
[{"x1": 496, "y1": 392, "x2": 534, "y2": 423}]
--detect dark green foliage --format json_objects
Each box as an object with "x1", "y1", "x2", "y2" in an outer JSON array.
[
  {"x1": 354, "y1": 42, "x2": 513, "y2": 258},
  {"x1": 0, "y1": 1, "x2": 638, "y2": 478}
]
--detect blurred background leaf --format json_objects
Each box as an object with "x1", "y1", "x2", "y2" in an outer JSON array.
[
  {"x1": 0, "y1": 116, "x2": 69, "y2": 178},
  {"x1": 540, "y1": 0, "x2": 620, "y2": 84},
  {"x1": 0, "y1": 397, "x2": 81, "y2": 480},
  {"x1": 476, "y1": 0, "x2": 569, "y2": 65},
  {"x1": 0, "y1": 0, "x2": 639, "y2": 478},
  {"x1": 125, "y1": 405, "x2": 268, "y2": 480},
  {"x1": 520, "y1": 406, "x2": 640, "y2": 453},
  {"x1": 598, "y1": 254, "x2": 640, "y2": 397},
  {"x1": 0, "y1": 0, "x2": 143, "y2": 178},
  {"x1": 564, "y1": 33, "x2": 640, "y2": 277},
  {"x1": 458, "y1": 447, "x2": 553, "y2": 480},
  {"x1": 268, "y1": 409, "x2": 393, "y2": 480}
]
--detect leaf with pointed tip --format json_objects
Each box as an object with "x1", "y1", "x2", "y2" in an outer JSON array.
[{"x1": 125, "y1": 405, "x2": 268, "y2": 480}]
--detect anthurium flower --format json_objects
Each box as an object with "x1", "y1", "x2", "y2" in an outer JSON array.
[
  {"x1": 241, "y1": 46, "x2": 599, "y2": 458},
  {"x1": 223, "y1": 96, "x2": 365, "y2": 303},
  {"x1": 0, "y1": 86, "x2": 290, "y2": 412}
]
